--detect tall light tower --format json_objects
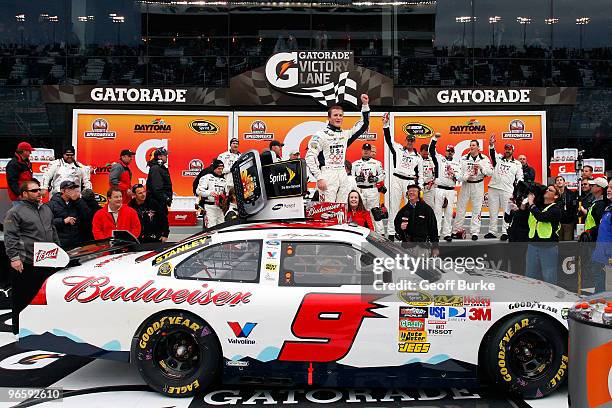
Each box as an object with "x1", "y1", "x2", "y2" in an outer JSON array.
[
  {"x1": 576, "y1": 17, "x2": 590, "y2": 52},
  {"x1": 517, "y1": 17, "x2": 531, "y2": 48},
  {"x1": 15, "y1": 14, "x2": 25, "y2": 47},
  {"x1": 455, "y1": 16, "x2": 474, "y2": 48},
  {"x1": 489, "y1": 16, "x2": 501, "y2": 47},
  {"x1": 544, "y1": 18, "x2": 559, "y2": 50},
  {"x1": 110, "y1": 14, "x2": 125, "y2": 45}
]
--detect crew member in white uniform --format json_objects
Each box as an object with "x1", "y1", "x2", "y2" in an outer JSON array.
[
  {"x1": 305, "y1": 94, "x2": 370, "y2": 203},
  {"x1": 428, "y1": 133, "x2": 461, "y2": 241},
  {"x1": 420, "y1": 143, "x2": 436, "y2": 208},
  {"x1": 41, "y1": 146, "x2": 92, "y2": 194},
  {"x1": 383, "y1": 113, "x2": 424, "y2": 240},
  {"x1": 217, "y1": 138, "x2": 240, "y2": 188},
  {"x1": 485, "y1": 135, "x2": 523, "y2": 240},
  {"x1": 451, "y1": 140, "x2": 493, "y2": 241},
  {"x1": 196, "y1": 159, "x2": 228, "y2": 228},
  {"x1": 352, "y1": 143, "x2": 385, "y2": 234}
]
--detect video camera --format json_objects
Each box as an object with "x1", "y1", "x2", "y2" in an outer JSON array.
[{"x1": 513, "y1": 180, "x2": 547, "y2": 208}]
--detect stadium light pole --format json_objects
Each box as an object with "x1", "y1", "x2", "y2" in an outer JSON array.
[
  {"x1": 544, "y1": 18, "x2": 558, "y2": 50},
  {"x1": 111, "y1": 15, "x2": 125, "y2": 45},
  {"x1": 48, "y1": 15, "x2": 59, "y2": 44},
  {"x1": 517, "y1": 17, "x2": 531, "y2": 48},
  {"x1": 576, "y1": 17, "x2": 590, "y2": 52},
  {"x1": 489, "y1": 16, "x2": 501, "y2": 47},
  {"x1": 455, "y1": 16, "x2": 473, "y2": 48},
  {"x1": 15, "y1": 14, "x2": 26, "y2": 47}
]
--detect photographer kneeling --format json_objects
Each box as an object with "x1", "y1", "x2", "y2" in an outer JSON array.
[{"x1": 525, "y1": 185, "x2": 562, "y2": 284}]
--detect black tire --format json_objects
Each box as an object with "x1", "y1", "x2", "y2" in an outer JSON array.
[
  {"x1": 132, "y1": 311, "x2": 221, "y2": 398},
  {"x1": 483, "y1": 313, "x2": 568, "y2": 399}
]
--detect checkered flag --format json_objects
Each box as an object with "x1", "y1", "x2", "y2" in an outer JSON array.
[{"x1": 289, "y1": 71, "x2": 359, "y2": 107}]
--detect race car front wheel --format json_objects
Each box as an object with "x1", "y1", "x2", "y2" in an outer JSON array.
[
  {"x1": 483, "y1": 313, "x2": 568, "y2": 399},
  {"x1": 132, "y1": 311, "x2": 221, "y2": 397}
]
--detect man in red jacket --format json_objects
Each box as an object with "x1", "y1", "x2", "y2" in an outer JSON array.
[
  {"x1": 6, "y1": 141, "x2": 33, "y2": 201},
  {"x1": 109, "y1": 149, "x2": 135, "y2": 204},
  {"x1": 92, "y1": 187, "x2": 141, "y2": 240}
]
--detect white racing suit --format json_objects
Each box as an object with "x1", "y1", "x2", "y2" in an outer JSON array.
[
  {"x1": 429, "y1": 136, "x2": 461, "y2": 237},
  {"x1": 41, "y1": 159, "x2": 92, "y2": 193},
  {"x1": 218, "y1": 150, "x2": 240, "y2": 188},
  {"x1": 196, "y1": 173, "x2": 228, "y2": 228},
  {"x1": 384, "y1": 124, "x2": 424, "y2": 237},
  {"x1": 452, "y1": 153, "x2": 493, "y2": 236},
  {"x1": 487, "y1": 147, "x2": 523, "y2": 236},
  {"x1": 305, "y1": 105, "x2": 370, "y2": 203},
  {"x1": 352, "y1": 157, "x2": 385, "y2": 234},
  {"x1": 421, "y1": 157, "x2": 436, "y2": 208}
]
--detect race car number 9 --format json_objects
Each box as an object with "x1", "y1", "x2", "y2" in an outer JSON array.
[{"x1": 278, "y1": 293, "x2": 382, "y2": 362}]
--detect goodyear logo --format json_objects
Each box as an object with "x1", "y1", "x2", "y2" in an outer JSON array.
[
  {"x1": 402, "y1": 123, "x2": 434, "y2": 138},
  {"x1": 190, "y1": 120, "x2": 219, "y2": 134},
  {"x1": 153, "y1": 237, "x2": 209, "y2": 265}
]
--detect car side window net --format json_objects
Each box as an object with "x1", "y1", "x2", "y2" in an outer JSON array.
[
  {"x1": 175, "y1": 240, "x2": 261, "y2": 282},
  {"x1": 280, "y1": 242, "x2": 373, "y2": 287}
]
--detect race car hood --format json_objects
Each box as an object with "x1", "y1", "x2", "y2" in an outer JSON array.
[{"x1": 437, "y1": 267, "x2": 579, "y2": 302}]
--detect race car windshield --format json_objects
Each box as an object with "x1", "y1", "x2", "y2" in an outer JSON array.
[{"x1": 366, "y1": 232, "x2": 442, "y2": 284}]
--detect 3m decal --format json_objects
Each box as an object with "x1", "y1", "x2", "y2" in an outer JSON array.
[
  {"x1": 279, "y1": 293, "x2": 383, "y2": 362},
  {"x1": 468, "y1": 307, "x2": 491, "y2": 321}
]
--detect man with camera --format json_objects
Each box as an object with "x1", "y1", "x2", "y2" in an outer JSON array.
[
  {"x1": 352, "y1": 143, "x2": 385, "y2": 234},
  {"x1": 525, "y1": 185, "x2": 562, "y2": 284}
]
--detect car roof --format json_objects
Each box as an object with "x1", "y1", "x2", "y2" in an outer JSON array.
[{"x1": 218, "y1": 220, "x2": 371, "y2": 237}]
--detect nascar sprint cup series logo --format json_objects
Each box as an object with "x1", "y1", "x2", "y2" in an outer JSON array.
[{"x1": 265, "y1": 51, "x2": 358, "y2": 107}]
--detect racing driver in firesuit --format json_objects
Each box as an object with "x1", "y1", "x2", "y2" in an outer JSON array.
[{"x1": 305, "y1": 94, "x2": 370, "y2": 203}]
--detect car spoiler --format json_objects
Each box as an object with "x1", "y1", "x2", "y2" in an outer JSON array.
[{"x1": 33, "y1": 230, "x2": 140, "y2": 268}]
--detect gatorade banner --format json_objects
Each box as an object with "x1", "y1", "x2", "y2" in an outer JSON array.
[
  {"x1": 391, "y1": 111, "x2": 546, "y2": 216},
  {"x1": 234, "y1": 112, "x2": 386, "y2": 179},
  {"x1": 73, "y1": 109, "x2": 232, "y2": 202}
]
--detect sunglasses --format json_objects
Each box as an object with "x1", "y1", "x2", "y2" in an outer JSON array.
[
  {"x1": 27, "y1": 188, "x2": 41, "y2": 193},
  {"x1": 546, "y1": 188, "x2": 556, "y2": 193}
]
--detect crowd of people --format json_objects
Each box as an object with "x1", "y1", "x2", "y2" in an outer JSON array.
[{"x1": 2, "y1": 104, "x2": 610, "y2": 332}]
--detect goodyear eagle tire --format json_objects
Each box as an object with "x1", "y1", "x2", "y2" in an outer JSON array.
[
  {"x1": 132, "y1": 311, "x2": 221, "y2": 398},
  {"x1": 484, "y1": 313, "x2": 568, "y2": 399}
]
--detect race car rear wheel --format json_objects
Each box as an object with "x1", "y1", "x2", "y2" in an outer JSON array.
[
  {"x1": 132, "y1": 311, "x2": 221, "y2": 397},
  {"x1": 483, "y1": 313, "x2": 568, "y2": 399}
]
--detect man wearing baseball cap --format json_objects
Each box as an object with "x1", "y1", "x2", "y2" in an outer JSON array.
[
  {"x1": 352, "y1": 143, "x2": 385, "y2": 234},
  {"x1": 109, "y1": 149, "x2": 135, "y2": 204},
  {"x1": 581, "y1": 177, "x2": 610, "y2": 241},
  {"x1": 5, "y1": 141, "x2": 34, "y2": 201},
  {"x1": 218, "y1": 138, "x2": 240, "y2": 187},
  {"x1": 146, "y1": 147, "x2": 173, "y2": 214},
  {"x1": 428, "y1": 133, "x2": 461, "y2": 241},
  {"x1": 383, "y1": 113, "x2": 424, "y2": 241},
  {"x1": 48, "y1": 180, "x2": 90, "y2": 248},
  {"x1": 486, "y1": 135, "x2": 523, "y2": 241},
  {"x1": 394, "y1": 184, "x2": 439, "y2": 253},
  {"x1": 269, "y1": 140, "x2": 284, "y2": 162},
  {"x1": 41, "y1": 146, "x2": 92, "y2": 195}
]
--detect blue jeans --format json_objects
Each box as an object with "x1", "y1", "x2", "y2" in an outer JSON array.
[
  {"x1": 591, "y1": 262, "x2": 606, "y2": 294},
  {"x1": 526, "y1": 244, "x2": 559, "y2": 284}
]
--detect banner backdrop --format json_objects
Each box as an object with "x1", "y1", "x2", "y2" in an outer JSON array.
[
  {"x1": 391, "y1": 111, "x2": 546, "y2": 215},
  {"x1": 234, "y1": 112, "x2": 386, "y2": 185},
  {"x1": 73, "y1": 110, "x2": 232, "y2": 202}
]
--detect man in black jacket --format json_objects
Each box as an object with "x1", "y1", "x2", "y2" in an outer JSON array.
[
  {"x1": 4, "y1": 179, "x2": 59, "y2": 334},
  {"x1": 5, "y1": 141, "x2": 33, "y2": 201},
  {"x1": 129, "y1": 184, "x2": 170, "y2": 243},
  {"x1": 394, "y1": 184, "x2": 439, "y2": 255},
  {"x1": 518, "y1": 155, "x2": 535, "y2": 185},
  {"x1": 48, "y1": 181, "x2": 91, "y2": 248},
  {"x1": 146, "y1": 148, "x2": 173, "y2": 214},
  {"x1": 555, "y1": 175, "x2": 577, "y2": 240}
]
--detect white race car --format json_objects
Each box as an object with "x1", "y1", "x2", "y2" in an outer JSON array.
[{"x1": 20, "y1": 222, "x2": 576, "y2": 399}]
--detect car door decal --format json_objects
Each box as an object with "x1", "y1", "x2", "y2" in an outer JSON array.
[{"x1": 279, "y1": 293, "x2": 384, "y2": 362}]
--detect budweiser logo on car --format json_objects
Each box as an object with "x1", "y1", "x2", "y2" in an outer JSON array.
[
  {"x1": 305, "y1": 202, "x2": 345, "y2": 217},
  {"x1": 35, "y1": 248, "x2": 58, "y2": 263},
  {"x1": 175, "y1": 215, "x2": 188, "y2": 220}
]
